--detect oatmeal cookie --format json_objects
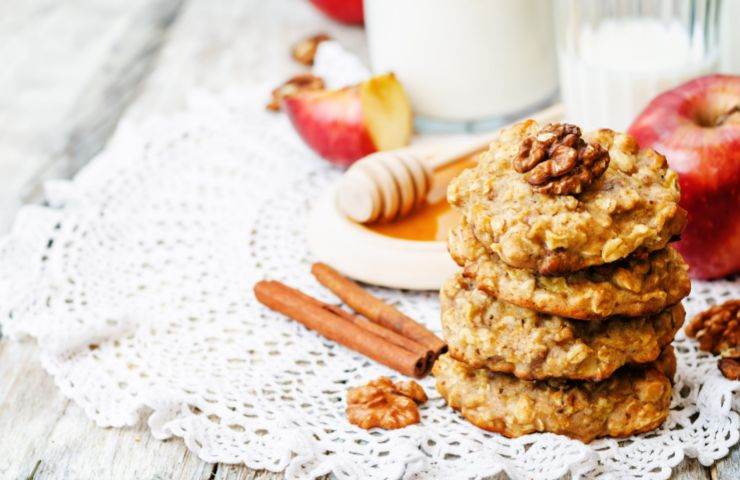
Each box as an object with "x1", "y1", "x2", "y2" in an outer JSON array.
[
  {"x1": 433, "y1": 347, "x2": 675, "y2": 442},
  {"x1": 447, "y1": 120, "x2": 686, "y2": 275},
  {"x1": 448, "y1": 222, "x2": 690, "y2": 320},
  {"x1": 441, "y1": 274, "x2": 684, "y2": 381}
]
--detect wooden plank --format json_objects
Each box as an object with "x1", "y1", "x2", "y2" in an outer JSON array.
[
  {"x1": 0, "y1": 0, "x2": 150, "y2": 151},
  {"x1": 214, "y1": 465, "x2": 292, "y2": 480},
  {"x1": 34, "y1": 404, "x2": 215, "y2": 480},
  {"x1": 0, "y1": 2, "x2": 201, "y2": 477},
  {"x1": 0, "y1": 0, "x2": 182, "y2": 229},
  {"x1": 712, "y1": 444, "x2": 740, "y2": 480},
  {"x1": 0, "y1": 341, "x2": 70, "y2": 480},
  {"x1": 0, "y1": 340, "x2": 214, "y2": 480},
  {"x1": 20, "y1": 0, "x2": 186, "y2": 203},
  {"x1": 672, "y1": 458, "x2": 711, "y2": 480}
]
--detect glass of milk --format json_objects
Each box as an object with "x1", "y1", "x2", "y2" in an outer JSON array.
[
  {"x1": 555, "y1": 0, "x2": 721, "y2": 132},
  {"x1": 720, "y1": 0, "x2": 740, "y2": 74},
  {"x1": 364, "y1": 0, "x2": 558, "y2": 133}
]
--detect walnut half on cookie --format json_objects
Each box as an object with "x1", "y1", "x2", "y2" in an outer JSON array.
[
  {"x1": 346, "y1": 377, "x2": 427, "y2": 430},
  {"x1": 514, "y1": 122, "x2": 610, "y2": 195}
]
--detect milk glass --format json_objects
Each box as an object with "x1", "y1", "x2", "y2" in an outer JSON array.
[
  {"x1": 364, "y1": 0, "x2": 558, "y2": 132},
  {"x1": 555, "y1": 0, "x2": 721, "y2": 131},
  {"x1": 720, "y1": 0, "x2": 740, "y2": 73}
]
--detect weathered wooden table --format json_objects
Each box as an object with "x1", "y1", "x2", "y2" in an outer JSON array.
[{"x1": 0, "y1": 1, "x2": 737, "y2": 478}]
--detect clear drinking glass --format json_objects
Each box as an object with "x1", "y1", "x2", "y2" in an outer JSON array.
[{"x1": 555, "y1": 0, "x2": 721, "y2": 131}]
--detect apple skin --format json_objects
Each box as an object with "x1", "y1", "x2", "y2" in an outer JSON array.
[
  {"x1": 309, "y1": 0, "x2": 364, "y2": 25},
  {"x1": 628, "y1": 74, "x2": 740, "y2": 279},
  {"x1": 284, "y1": 86, "x2": 376, "y2": 166},
  {"x1": 283, "y1": 73, "x2": 412, "y2": 167}
]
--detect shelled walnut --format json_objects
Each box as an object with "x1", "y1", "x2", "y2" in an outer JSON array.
[
  {"x1": 346, "y1": 377, "x2": 427, "y2": 430},
  {"x1": 514, "y1": 122, "x2": 610, "y2": 195},
  {"x1": 686, "y1": 299, "x2": 740, "y2": 380}
]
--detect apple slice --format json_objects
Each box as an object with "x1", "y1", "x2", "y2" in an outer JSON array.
[
  {"x1": 283, "y1": 73, "x2": 413, "y2": 166},
  {"x1": 629, "y1": 74, "x2": 740, "y2": 279}
]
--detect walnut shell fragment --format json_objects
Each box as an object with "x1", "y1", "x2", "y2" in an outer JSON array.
[
  {"x1": 291, "y1": 33, "x2": 331, "y2": 66},
  {"x1": 266, "y1": 74, "x2": 325, "y2": 111},
  {"x1": 514, "y1": 122, "x2": 610, "y2": 195},
  {"x1": 346, "y1": 377, "x2": 427, "y2": 430},
  {"x1": 686, "y1": 299, "x2": 740, "y2": 380}
]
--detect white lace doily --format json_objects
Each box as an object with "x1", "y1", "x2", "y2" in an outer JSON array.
[{"x1": 0, "y1": 91, "x2": 738, "y2": 480}]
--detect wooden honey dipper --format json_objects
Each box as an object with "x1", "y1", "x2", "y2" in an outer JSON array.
[{"x1": 338, "y1": 103, "x2": 564, "y2": 224}]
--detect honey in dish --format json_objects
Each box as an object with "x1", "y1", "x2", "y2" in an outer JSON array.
[{"x1": 366, "y1": 157, "x2": 477, "y2": 242}]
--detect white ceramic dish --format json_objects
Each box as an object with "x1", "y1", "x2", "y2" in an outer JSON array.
[{"x1": 307, "y1": 182, "x2": 456, "y2": 290}]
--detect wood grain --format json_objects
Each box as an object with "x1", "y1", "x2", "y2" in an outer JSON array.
[
  {"x1": 0, "y1": 0, "x2": 181, "y2": 231},
  {"x1": 0, "y1": 341, "x2": 213, "y2": 480},
  {"x1": 673, "y1": 459, "x2": 711, "y2": 480},
  {"x1": 0, "y1": 0, "x2": 735, "y2": 479},
  {"x1": 713, "y1": 444, "x2": 740, "y2": 480},
  {"x1": 20, "y1": 0, "x2": 186, "y2": 203}
]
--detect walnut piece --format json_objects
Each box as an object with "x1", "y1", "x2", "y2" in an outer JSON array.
[
  {"x1": 686, "y1": 300, "x2": 739, "y2": 354},
  {"x1": 291, "y1": 33, "x2": 331, "y2": 66},
  {"x1": 718, "y1": 352, "x2": 740, "y2": 381},
  {"x1": 266, "y1": 74, "x2": 324, "y2": 112},
  {"x1": 685, "y1": 299, "x2": 740, "y2": 380},
  {"x1": 346, "y1": 377, "x2": 427, "y2": 430},
  {"x1": 514, "y1": 123, "x2": 610, "y2": 195}
]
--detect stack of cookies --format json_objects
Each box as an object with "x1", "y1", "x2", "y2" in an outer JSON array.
[{"x1": 433, "y1": 121, "x2": 691, "y2": 442}]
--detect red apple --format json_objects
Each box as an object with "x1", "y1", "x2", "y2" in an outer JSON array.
[
  {"x1": 309, "y1": 0, "x2": 364, "y2": 25},
  {"x1": 629, "y1": 74, "x2": 740, "y2": 279},
  {"x1": 283, "y1": 73, "x2": 413, "y2": 166}
]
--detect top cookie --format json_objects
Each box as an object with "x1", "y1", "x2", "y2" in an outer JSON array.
[{"x1": 448, "y1": 120, "x2": 686, "y2": 275}]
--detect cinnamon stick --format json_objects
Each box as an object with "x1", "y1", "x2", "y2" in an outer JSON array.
[
  {"x1": 254, "y1": 280, "x2": 429, "y2": 377},
  {"x1": 320, "y1": 305, "x2": 433, "y2": 365},
  {"x1": 311, "y1": 263, "x2": 447, "y2": 356},
  {"x1": 272, "y1": 284, "x2": 431, "y2": 362}
]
